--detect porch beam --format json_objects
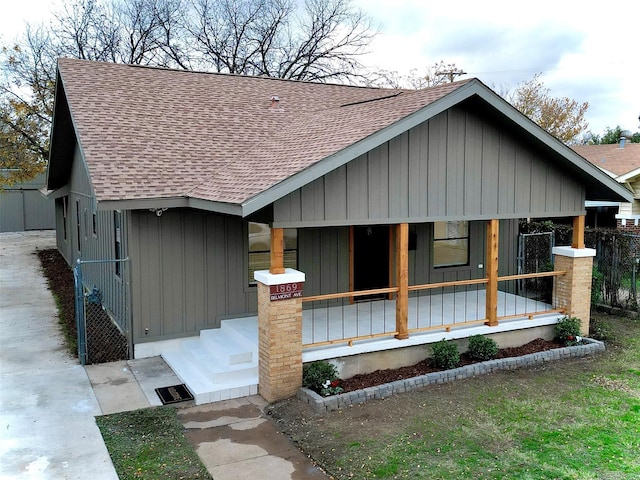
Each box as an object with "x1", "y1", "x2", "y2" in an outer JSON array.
[
  {"x1": 269, "y1": 227, "x2": 285, "y2": 274},
  {"x1": 485, "y1": 219, "x2": 499, "y2": 326},
  {"x1": 572, "y1": 215, "x2": 585, "y2": 249},
  {"x1": 395, "y1": 223, "x2": 409, "y2": 340}
]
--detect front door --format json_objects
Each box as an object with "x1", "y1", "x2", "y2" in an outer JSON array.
[{"x1": 354, "y1": 226, "x2": 389, "y2": 296}]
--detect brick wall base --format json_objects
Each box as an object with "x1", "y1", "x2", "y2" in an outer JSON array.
[
  {"x1": 257, "y1": 282, "x2": 303, "y2": 403},
  {"x1": 617, "y1": 219, "x2": 640, "y2": 234},
  {"x1": 553, "y1": 247, "x2": 595, "y2": 335}
]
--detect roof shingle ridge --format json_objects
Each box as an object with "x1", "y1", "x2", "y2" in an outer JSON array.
[{"x1": 58, "y1": 57, "x2": 404, "y2": 93}]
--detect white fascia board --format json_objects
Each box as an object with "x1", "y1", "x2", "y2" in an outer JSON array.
[
  {"x1": 618, "y1": 167, "x2": 640, "y2": 183},
  {"x1": 585, "y1": 200, "x2": 620, "y2": 207}
]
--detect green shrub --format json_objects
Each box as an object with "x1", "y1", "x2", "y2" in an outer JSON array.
[
  {"x1": 554, "y1": 315, "x2": 582, "y2": 346},
  {"x1": 467, "y1": 335, "x2": 499, "y2": 361},
  {"x1": 431, "y1": 339, "x2": 460, "y2": 369},
  {"x1": 589, "y1": 317, "x2": 612, "y2": 342},
  {"x1": 302, "y1": 361, "x2": 339, "y2": 392}
]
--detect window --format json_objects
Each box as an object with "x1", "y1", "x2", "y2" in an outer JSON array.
[
  {"x1": 114, "y1": 211, "x2": 122, "y2": 277},
  {"x1": 433, "y1": 221, "x2": 469, "y2": 268},
  {"x1": 75, "y1": 200, "x2": 81, "y2": 254},
  {"x1": 92, "y1": 213, "x2": 97, "y2": 237},
  {"x1": 248, "y1": 222, "x2": 297, "y2": 284},
  {"x1": 62, "y1": 196, "x2": 68, "y2": 240}
]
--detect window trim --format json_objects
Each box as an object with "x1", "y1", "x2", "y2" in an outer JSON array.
[{"x1": 432, "y1": 220, "x2": 470, "y2": 269}]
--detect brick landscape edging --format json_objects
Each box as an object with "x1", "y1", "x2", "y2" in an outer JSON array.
[{"x1": 298, "y1": 338, "x2": 605, "y2": 414}]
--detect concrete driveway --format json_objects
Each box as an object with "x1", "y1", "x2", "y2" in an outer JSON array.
[{"x1": 0, "y1": 231, "x2": 118, "y2": 480}]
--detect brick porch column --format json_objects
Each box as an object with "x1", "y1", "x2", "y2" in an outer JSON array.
[
  {"x1": 552, "y1": 246, "x2": 596, "y2": 335},
  {"x1": 254, "y1": 269, "x2": 305, "y2": 403}
]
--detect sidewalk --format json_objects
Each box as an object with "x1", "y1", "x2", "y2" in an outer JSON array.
[
  {"x1": 0, "y1": 231, "x2": 118, "y2": 480},
  {"x1": 1, "y1": 231, "x2": 327, "y2": 480}
]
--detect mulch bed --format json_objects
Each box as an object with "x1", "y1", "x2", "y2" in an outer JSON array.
[
  {"x1": 37, "y1": 248, "x2": 128, "y2": 364},
  {"x1": 339, "y1": 338, "x2": 565, "y2": 393}
]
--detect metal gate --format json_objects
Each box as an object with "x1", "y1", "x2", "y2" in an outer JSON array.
[
  {"x1": 73, "y1": 258, "x2": 131, "y2": 365},
  {"x1": 518, "y1": 231, "x2": 555, "y2": 301}
]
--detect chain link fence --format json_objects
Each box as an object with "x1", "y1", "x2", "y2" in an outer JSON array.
[
  {"x1": 587, "y1": 231, "x2": 639, "y2": 310},
  {"x1": 518, "y1": 231, "x2": 555, "y2": 302},
  {"x1": 74, "y1": 258, "x2": 131, "y2": 365},
  {"x1": 520, "y1": 221, "x2": 640, "y2": 312}
]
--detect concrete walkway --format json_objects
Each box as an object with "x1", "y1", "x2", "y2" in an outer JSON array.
[
  {"x1": 0, "y1": 231, "x2": 118, "y2": 480},
  {"x1": 0, "y1": 231, "x2": 327, "y2": 480}
]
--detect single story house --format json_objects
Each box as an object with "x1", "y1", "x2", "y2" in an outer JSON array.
[
  {"x1": 573, "y1": 141, "x2": 640, "y2": 231},
  {"x1": 46, "y1": 59, "x2": 632, "y2": 403}
]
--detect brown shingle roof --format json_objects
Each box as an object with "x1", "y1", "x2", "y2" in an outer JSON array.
[
  {"x1": 572, "y1": 143, "x2": 640, "y2": 178},
  {"x1": 56, "y1": 58, "x2": 469, "y2": 205}
]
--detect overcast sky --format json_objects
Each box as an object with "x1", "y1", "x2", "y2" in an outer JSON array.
[{"x1": 2, "y1": 0, "x2": 638, "y2": 136}]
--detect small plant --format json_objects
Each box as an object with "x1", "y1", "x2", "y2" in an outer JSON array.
[
  {"x1": 554, "y1": 315, "x2": 582, "y2": 346},
  {"x1": 303, "y1": 361, "x2": 341, "y2": 395},
  {"x1": 467, "y1": 335, "x2": 499, "y2": 361},
  {"x1": 431, "y1": 338, "x2": 460, "y2": 369},
  {"x1": 320, "y1": 379, "x2": 344, "y2": 397}
]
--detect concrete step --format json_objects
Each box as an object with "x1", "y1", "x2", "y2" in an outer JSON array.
[
  {"x1": 199, "y1": 327, "x2": 255, "y2": 365},
  {"x1": 160, "y1": 318, "x2": 260, "y2": 405},
  {"x1": 162, "y1": 348, "x2": 258, "y2": 405},
  {"x1": 179, "y1": 338, "x2": 258, "y2": 384}
]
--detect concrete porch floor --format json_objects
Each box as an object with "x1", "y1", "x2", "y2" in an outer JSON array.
[{"x1": 302, "y1": 288, "x2": 553, "y2": 345}]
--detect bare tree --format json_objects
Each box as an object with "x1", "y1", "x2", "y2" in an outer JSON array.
[
  {"x1": 187, "y1": 0, "x2": 375, "y2": 81},
  {"x1": 0, "y1": 0, "x2": 377, "y2": 187},
  {"x1": 367, "y1": 61, "x2": 467, "y2": 89}
]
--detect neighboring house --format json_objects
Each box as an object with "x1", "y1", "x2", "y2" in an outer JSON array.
[
  {"x1": 46, "y1": 59, "x2": 631, "y2": 404},
  {"x1": 0, "y1": 173, "x2": 55, "y2": 232},
  {"x1": 573, "y1": 142, "x2": 640, "y2": 231}
]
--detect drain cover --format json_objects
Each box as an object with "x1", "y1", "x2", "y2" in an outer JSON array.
[{"x1": 155, "y1": 384, "x2": 194, "y2": 405}]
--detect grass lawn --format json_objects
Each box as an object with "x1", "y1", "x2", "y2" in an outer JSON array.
[
  {"x1": 96, "y1": 407, "x2": 212, "y2": 480},
  {"x1": 273, "y1": 312, "x2": 640, "y2": 480},
  {"x1": 94, "y1": 312, "x2": 639, "y2": 480}
]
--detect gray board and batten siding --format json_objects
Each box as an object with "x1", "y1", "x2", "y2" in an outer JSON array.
[
  {"x1": 127, "y1": 211, "x2": 519, "y2": 344},
  {"x1": 54, "y1": 144, "x2": 131, "y2": 336},
  {"x1": 128, "y1": 209, "x2": 259, "y2": 344},
  {"x1": 298, "y1": 220, "x2": 519, "y2": 299},
  {"x1": 273, "y1": 106, "x2": 586, "y2": 228},
  {"x1": 0, "y1": 173, "x2": 55, "y2": 232}
]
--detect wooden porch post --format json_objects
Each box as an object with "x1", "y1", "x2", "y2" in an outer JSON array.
[
  {"x1": 395, "y1": 223, "x2": 409, "y2": 339},
  {"x1": 572, "y1": 215, "x2": 585, "y2": 249},
  {"x1": 485, "y1": 219, "x2": 499, "y2": 327},
  {"x1": 388, "y1": 226, "x2": 395, "y2": 300},
  {"x1": 349, "y1": 226, "x2": 355, "y2": 305},
  {"x1": 269, "y1": 227, "x2": 285, "y2": 274}
]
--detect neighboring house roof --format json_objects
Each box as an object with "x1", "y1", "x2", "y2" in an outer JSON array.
[
  {"x1": 47, "y1": 58, "x2": 633, "y2": 216},
  {"x1": 572, "y1": 143, "x2": 640, "y2": 178}
]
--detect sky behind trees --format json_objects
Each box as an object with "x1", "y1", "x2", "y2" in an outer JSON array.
[{"x1": 1, "y1": 0, "x2": 638, "y2": 136}]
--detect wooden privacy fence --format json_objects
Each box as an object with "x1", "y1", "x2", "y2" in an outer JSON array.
[{"x1": 301, "y1": 271, "x2": 566, "y2": 349}]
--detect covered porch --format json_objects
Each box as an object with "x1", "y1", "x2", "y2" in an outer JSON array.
[{"x1": 257, "y1": 216, "x2": 593, "y2": 402}]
